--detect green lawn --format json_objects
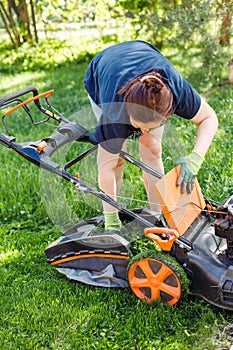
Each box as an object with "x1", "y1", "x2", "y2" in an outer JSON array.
[{"x1": 0, "y1": 38, "x2": 233, "y2": 349}]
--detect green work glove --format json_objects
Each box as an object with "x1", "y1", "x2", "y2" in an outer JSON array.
[
  {"x1": 175, "y1": 151, "x2": 204, "y2": 194},
  {"x1": 104, "y1": 211, "x2": 122, "y2": 232}
]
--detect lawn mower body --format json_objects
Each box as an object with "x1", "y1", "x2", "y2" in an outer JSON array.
[
  {"x1": 1, "y1": 86, "x2": 233, "y2": 310},
  {"x1": 174, "y1": 207, "x2": 233, "y2": 310}
]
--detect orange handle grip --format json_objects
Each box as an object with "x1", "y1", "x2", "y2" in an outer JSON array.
[{"x1": 4, "y1": 90, "x2": 54, "y2": 117}]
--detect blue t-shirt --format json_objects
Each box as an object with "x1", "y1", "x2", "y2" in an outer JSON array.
[{"x1": 84, "y1": 40, "x2": 201, "y2": 153}]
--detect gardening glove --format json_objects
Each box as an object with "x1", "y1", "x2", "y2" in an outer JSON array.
[
  {"x1": 175, "y1": 151, "x2": 204, "y2": 194},
  {"x1": 104, "y1": 211, "x2": 122, "y2": 232}
]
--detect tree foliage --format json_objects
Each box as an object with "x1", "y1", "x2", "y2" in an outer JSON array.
[
  {"x1": 0, "y1": 0, "x2": 39, "y2": 47},
  {"x1": 116, "y1": 0, "x2": 232, "y2": 76},
  {"x1": 0, "y1": 0, "x2": 232, "y2": 58},
  {"x1": 117, "y1": 0, "x2": 232, "y2": 47}
]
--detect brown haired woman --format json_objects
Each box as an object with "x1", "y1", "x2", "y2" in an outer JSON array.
[{"x1": 84, "y1": 40, "x2": 218, "y2": 232}]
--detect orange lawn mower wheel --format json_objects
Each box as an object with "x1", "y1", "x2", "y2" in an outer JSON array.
[{"x1": 128, "y1": 251, "x2": 186, "y2": 306}]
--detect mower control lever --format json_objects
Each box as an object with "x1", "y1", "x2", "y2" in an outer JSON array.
[
  {"x1": 144, "y1": 227, "x2": 180, "y2": 251},
  {"x1": 0, "y1": 86, "x2": 40, "y2": 109}
]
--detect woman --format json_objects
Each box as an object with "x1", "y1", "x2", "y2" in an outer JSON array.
[{"x1": 84, "y1": 40, "x2": 218, "y2": 231}]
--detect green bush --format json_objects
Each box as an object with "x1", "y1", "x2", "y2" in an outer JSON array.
[{"x1": 0, "y1": 38, "x2": 108, "y2": 75}]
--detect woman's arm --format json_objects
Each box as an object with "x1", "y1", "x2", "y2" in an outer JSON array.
[
  {"x1": 191, "y1": 97, "x2": 218, "y2": 156},
  {"x1": 175, "y1": 97, "x2": 218, "y2": 193}
]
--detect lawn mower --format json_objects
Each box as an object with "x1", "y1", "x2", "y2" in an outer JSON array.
[{"x1": 1, "y1": 86, "x2": 233, "y2": 310}]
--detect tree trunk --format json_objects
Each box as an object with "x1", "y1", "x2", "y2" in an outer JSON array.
[
  {"x1": 0, "y1": 2, "x2": 17, "y2": 48},
  {"x1": 30, "y1": 0, "x2": 38, "y2": 43},
  {"x1": 8, "y1": 0, "x2": 32, "y2": 41},
  {"x1": 7, "y1": 1, "x2": 21, "y2": 46},
  {"x1": 220, "y1": 10, "x2": 232, "y2": 45},
  {"x1": 0, "y1": 0, "x2": 21, "y2": 47}
]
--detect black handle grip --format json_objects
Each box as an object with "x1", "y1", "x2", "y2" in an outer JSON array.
[{"x1": 0, "y1": 86, "x2": 39, "y2": 108}]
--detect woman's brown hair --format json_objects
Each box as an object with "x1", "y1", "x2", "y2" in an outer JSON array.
[{"x1": 118, "y1": 71, "x2": 174, "y2": 123}]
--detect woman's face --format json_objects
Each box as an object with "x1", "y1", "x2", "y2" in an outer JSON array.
[{"x1": 129, "y1": 117, "x2": 167, "y2": 135}]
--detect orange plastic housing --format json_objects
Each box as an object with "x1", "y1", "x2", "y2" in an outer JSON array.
[
  {"x1": 154, "y1": 166, "x2": 206, "y2": 236},
  {"x1": 144, "y1": 227, "x2": 179, "y2": 251}
]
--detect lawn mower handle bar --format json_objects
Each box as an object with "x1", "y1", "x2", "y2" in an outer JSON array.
[
  {"x1": 0, "y1": 86, "x2": 163, "y2": 180},
  {"x1": 0, "y1": 88, "x2": 189, "y2": 250},
  {"x1": 0, "y1": 86, "x2": 41, "y2": 109}
]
